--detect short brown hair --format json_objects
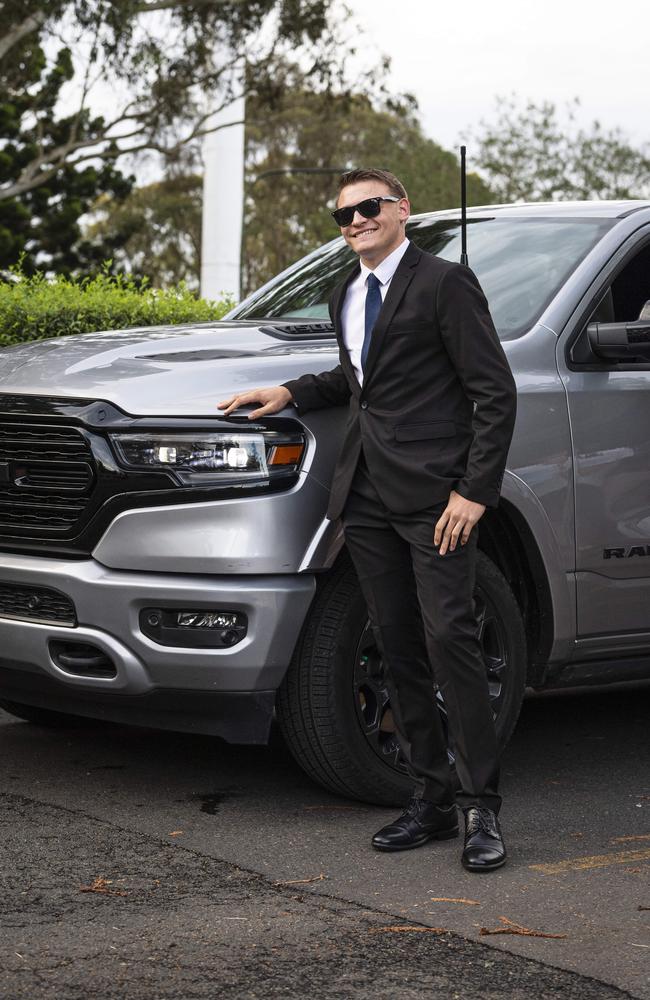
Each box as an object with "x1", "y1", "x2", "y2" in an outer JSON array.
[{"x1": 337, "y1": 168, "x2": 408, "y2": 201}]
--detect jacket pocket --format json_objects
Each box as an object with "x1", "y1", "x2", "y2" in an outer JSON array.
[{"x1": 395, "y1": 421, "x2": 456, "y2": 441}]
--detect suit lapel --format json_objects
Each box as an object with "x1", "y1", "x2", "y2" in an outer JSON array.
[{"x1": 361, "y1": 241, "x2": 421, "y2": 385}]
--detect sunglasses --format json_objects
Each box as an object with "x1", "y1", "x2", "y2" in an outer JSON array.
[{"x1": 331, "y1": 195, "x2": 400, "y2": 227}]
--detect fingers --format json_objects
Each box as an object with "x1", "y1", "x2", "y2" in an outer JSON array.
[
  {"x1": 217, "y1": 393, "x2": 248, "y2": 415},
  {"x1": 217, "y1": 390, "x2": 263, "y2": 416},
  {"x1": 248, "y1": 402, "x2": 278, "y2": 419},
  {"x1": 438, "y1": 515, "x2": 471, "y2": 555},
  {"x1": 433, "y1": 510, "x2": 448, "y2": 548},
  {"x1": 434, "y1": 494, "x2": 485, "y2": 555}
]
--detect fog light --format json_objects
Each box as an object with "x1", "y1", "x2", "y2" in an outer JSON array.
[
  {"x1": 140, "y1": 607, "x2": 248, "y2": 648},
  {"x1": 177, "y1": 611, "x2": 240, "y2": 629}
]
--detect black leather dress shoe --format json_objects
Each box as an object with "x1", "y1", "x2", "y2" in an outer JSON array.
[
  {"x1": 462, "y1": 807, "x2": 507, "y2": 872},
  {"x1": 372, "y1": 797, "x2": 459, "y2": 852}
]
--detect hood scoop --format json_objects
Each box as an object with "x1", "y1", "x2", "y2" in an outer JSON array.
[{"x1": 259, "y1": 322, "x2": 334, "y2": 340}]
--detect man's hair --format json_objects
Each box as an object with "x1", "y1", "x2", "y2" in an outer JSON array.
[{"x1": 337, "y1": 168, "x2": 408, "y2": 201}]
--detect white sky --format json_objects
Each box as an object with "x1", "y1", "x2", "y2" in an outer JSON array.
[{"x1": 348, "y1": 0, "x2": 650, "y2": 160}]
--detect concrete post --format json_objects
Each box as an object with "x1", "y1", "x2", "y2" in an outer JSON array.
[{"x1": 200, "y1": 93, "x2": 245, "y2": 302}]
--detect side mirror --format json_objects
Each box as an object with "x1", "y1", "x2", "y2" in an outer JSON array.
[{"x1": 587, "y1": 319, "x2": 650, "y2": 361}]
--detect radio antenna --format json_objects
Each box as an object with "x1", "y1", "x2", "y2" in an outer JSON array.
[{"x1": 460, "y1": 145, "x2": 468, "y2": 266}]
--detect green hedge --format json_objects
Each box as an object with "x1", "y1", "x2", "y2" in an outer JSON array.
[{"x1": 0, "y1": 268, "x2": 233, "y2": 346}]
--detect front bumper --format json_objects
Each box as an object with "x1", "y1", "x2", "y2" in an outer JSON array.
[{"x1": 0, "y1": 553, "x2": 316, "y2": 741}]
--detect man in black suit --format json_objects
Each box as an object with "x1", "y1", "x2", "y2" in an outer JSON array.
[{"x1": 219, "y1": 168, "x2": 517, "y2": 872}]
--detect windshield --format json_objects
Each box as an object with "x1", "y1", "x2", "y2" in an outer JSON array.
[{"x1": 230, "y1": 215, "x2": 613, "y2": 340}]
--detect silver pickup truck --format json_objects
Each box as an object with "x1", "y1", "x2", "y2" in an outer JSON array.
[{"x1": 1, "y1": 200, "x2": 649, "y2": 806}]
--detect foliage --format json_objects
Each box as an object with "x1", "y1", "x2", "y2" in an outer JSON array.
[
  {"x1": 0, "y1": 0, "x2": 357, "y2": 207},
  {"x1": 470, "y1": 96, "x2": 650, "y2": 202},
  {"x1": 0, "y1": 26, "x2": 133, "y2": 274},
  {"x1": 89, "y1": 76, "x2": 493, "y2": 295},
  {"x1": 0, "y1": 265, "x2": 231, "y2": 346},
  {"x1": 86, "y1": 175, "x2": 203, "y2": 289}
]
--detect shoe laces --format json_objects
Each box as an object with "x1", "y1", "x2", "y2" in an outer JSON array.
[
  {"x1": 466, "y1": 807, "x2": 498, "y2": 837},
  {"x1": 405, "y1": 796, "x2": 423, "y2": 816}
]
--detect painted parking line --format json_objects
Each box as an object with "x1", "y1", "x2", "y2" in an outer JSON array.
[{"x1": 530, "y1": 847, "x2": 650, "y2": 875}]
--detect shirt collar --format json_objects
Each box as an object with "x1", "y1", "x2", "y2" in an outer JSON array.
[{"x1": 360, "y1": 238, "x2": 410, "y2": 286}]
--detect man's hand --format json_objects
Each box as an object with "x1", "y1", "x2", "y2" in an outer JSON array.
[
  {"x1": 218, "y1": 385, "x2": 293, "y2": 419},
  {"x1": 434, "y1": 490, "x2": 486, "y2": 556}
]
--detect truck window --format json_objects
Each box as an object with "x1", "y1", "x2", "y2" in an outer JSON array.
[
  {"x1": 610, "y1": 242, "x2": 650, "y2": 321},
  {"x1": 230, "y1": 216, "x2": 613, "y2": 341}
]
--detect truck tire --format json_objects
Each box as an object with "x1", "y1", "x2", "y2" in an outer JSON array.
[
  {"x1": 0, "y1": 699, "x2": 85, "y2": 727},
  {"x1": 277, "y1": 549, "x2": 527, "y2": 806}
]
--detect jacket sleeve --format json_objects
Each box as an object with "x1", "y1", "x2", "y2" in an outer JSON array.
[
  {"x1": 281, "y1": 365, "x2": 351, "y2": 414},
  {"x1": 436, "y1": 263, "x2": 517, "y2": 507}
]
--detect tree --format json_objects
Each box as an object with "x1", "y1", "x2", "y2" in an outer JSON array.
[
  {"x1": 0, "y1": 0, "x2": 348, "y2": 206},
  {"x1": 0, "y1": 28, "x2": 133, "y2": 272},
  {"x1": 88, "y1": 85, "x2": 493, "y2": 294},
  {"x1": 86, "y1": 174, "x2": 202, "y2": 288},
  {"x1": 470, "y1": 95, "x2": 650, "y2": 203}
]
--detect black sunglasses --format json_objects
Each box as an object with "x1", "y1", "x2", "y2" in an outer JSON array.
[{"x1": 331, "y1": 195, "x2": 400, "y2": 227}]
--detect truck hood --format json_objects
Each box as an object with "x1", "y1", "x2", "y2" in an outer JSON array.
[{"x1": 0, "y1": 322, "x2": 339, "y2": 416}]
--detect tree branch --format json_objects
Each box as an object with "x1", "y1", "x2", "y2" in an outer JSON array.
[
  {"x1": 0, "y1": 10, "x2": 47, "y2": 61},
  {"x1": 136, "y1": 0, "x2": 246, "y2": 11}
]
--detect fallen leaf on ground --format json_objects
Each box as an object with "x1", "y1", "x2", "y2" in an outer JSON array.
[
  {"x1": 168, "y1": 831, "x2": 184, "y2": 837},
  {"x1": 370, "y1": 925, "x2": 447, "y2": 934},
  {"x1": 303, "y1": 805, "x2": 360, "y2": 811},
  {"x1": 480, "y1": 916, "x2": 566, "y2": 939},
  {"x1": 429, "y1": 897, "x2": 480, "y2": 905},
  {"x1": 274, "y1": 873, "x2": 326, "y2": 886},
  {"x1": 79, "y1": 877, "x2": 127, "y2": 897},
  {"x1": 611, "y1": 834, "x2": 650, "y2": 843}
]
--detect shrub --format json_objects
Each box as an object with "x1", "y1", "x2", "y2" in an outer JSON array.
[{"x1": 0, "y1": 266, "x2": 233, "y2": 346}]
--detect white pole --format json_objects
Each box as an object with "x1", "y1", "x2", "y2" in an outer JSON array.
[{"x1": 200, "y1": 93, "x2": 245, "y2": 302}]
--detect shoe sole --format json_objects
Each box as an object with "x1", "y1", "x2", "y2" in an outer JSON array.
[
  {"x1": 372, "y1": 827, "x2": 459, "y2": 852},
  {"x1": 461, "y1": 855, "x2": 507, "y2": 872}
]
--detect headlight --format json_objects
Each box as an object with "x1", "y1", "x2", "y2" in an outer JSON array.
[
  {"x1": 111, "y1": 433, "x2": 268, "y2": 485},
  {"x1": 110, "y1": 431, "x2": 304, "y2": 486}
]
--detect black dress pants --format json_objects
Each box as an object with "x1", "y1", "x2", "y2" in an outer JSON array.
[{"x1": 341, "y1": 455, "x2": 501, "y2": 813}]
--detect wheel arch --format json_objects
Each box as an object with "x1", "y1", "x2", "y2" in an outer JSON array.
[{"x1": 478, "y1": 500, "x2": 555, "y2": 684}]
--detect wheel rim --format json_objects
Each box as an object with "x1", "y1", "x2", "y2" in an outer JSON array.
[{"x1": 352, "y1": 582, "x2": 509, "y2": 776}]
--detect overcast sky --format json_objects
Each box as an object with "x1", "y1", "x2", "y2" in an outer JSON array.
[{"x1": 349, "y1": 0, "x2": 650, "y2": 160}]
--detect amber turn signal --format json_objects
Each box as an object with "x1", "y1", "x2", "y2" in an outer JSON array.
[{"x1": 267, "y1": 443, "x2": 304, "y2": 466}]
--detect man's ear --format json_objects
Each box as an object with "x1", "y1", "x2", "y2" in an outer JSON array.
[{"x1": 398, "y1": 198, "x2": 410, "y2": 221}]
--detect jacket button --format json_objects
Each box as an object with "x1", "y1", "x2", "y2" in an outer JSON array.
[{"x1": 360, "y1": 401, "x2": 368, "y2": 410}]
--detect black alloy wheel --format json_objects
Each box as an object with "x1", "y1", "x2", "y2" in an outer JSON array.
[{"x1": 277, "y1": 549, "x2": 527, "y2": 806}]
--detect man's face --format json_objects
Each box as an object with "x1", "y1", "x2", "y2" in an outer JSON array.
[{"x1": 336, "y1": 181, "x2": 410, "y2": 266}]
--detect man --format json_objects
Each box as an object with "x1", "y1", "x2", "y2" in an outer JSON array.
[{"x1": 219, "y1": 168, "x2": 517, "y2": 872}]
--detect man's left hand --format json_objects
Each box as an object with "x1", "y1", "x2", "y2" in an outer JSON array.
[{"x1": 434, "y1": 491, "x2": 486, "y2": 556}]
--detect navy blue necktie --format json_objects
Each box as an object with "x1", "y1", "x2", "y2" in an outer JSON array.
[{"x1": 361, "y1": 272, "x2": 382, "y2": 372}]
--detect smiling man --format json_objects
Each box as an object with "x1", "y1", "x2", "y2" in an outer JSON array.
[{"x1": 219, "y1": 168, "x2": 517, "y2": 872}]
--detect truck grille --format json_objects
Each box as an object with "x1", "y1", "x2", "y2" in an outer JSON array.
[
  {"x1": 0, "y1": 583, "x2": 77, "y2": 626},
  {"x1": 0, "y1": 421, "x2": 95, "y2": 535}
]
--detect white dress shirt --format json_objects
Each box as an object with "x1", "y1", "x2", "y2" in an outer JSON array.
[{"x1": 340, "y1": 238, "x2": 410, "y2": 385}]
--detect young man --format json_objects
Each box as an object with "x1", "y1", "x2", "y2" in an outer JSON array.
[{"x1": 219, "y1": 168, "x2": 517, "y2": 872}]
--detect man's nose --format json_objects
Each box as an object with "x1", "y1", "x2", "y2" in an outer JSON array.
[{"x1": 351, "y1": 209, "x2": 367, "y2": 225}]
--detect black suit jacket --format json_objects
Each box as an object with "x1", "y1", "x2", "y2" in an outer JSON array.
[{"x1": 283, "y1": 241, "x2": 517, "y2": 520}]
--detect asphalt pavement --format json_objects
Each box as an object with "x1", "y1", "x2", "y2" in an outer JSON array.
[{"x1": 0, "y1": 681, "x2": 648, "y2": 999}]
